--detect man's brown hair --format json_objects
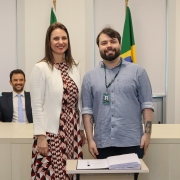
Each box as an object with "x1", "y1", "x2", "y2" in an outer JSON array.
[{"x1": 96, "y1": 27, "x2": 121, "y2": 46}]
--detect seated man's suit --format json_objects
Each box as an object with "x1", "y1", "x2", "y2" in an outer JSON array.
[{"x1": 0, "y1": 92, "x2": 33, "y2": 123}]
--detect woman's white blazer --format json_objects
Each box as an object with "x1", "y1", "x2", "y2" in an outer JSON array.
[{"x1": 30, "y1": 61, "x2": 83, "y2": 135}]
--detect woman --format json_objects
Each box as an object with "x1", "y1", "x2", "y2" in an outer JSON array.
[{"x1": 30, "y1": 22, "x2": 86, "y2": 180}]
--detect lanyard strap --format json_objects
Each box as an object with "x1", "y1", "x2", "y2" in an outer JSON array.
[{"x1": 104, "y1": 60, "x2": 122, "y2": 89}]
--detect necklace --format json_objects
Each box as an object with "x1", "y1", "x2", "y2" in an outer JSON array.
[{"x1": 103, "y1": 60, "x2": 122, "y2": 105}]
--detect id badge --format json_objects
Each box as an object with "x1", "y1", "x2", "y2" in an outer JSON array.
[{"x1": 103, "y1": 93, "x2": 110, "y2": 105}]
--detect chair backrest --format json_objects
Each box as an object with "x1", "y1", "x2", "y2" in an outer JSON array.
[{"x1": 2, "y1": 92, "x2": 11, "y2": 96}]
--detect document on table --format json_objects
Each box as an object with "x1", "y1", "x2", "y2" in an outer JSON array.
[
  {"x1": 107, "y1": 153, "x2": 141, "y2": 170},
  {"x1": 77, "y1": 153, "x2": 141, "y2": 170},
  {"x1": 77, "y1": 159, "x2": 108, "y2": 169}
]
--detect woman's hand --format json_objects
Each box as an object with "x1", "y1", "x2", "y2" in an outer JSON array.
[
  {"x1": 37, "y1": 135, "x2": 49, "y2": 156},
  {"x1": 80, "y1": 130, "x2": 86, "y2": 146}
]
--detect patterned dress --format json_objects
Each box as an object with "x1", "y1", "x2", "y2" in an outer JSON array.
[{"x1": 31, "y1": 63, "x2": 83, "y2": 180}]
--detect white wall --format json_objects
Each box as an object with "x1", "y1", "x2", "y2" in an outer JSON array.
[
  {"x1": 19, "y1": 0, "x2": 86, "y2": 91},
  {"x1": 174, "y1": 1, "x2": 180, "y2": 123},
  {"x1": 0, "y1": 0, "x2": 17, "y2": 91},
  {"x1": 166, "y1": 0, "x2": 180, "y2": 123},
  {"x1": 1, "y1": 0, "x2": 180, "y2": 123},
  {"x1": 94, "y1": 0, "x2": 166, "y2": 96}
]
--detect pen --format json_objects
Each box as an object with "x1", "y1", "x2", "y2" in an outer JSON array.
[{"x1": 87, "y1": 161, "x2": 90, "y2": 166}]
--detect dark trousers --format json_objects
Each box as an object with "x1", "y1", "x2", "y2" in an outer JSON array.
[
  {"x1": 76, "y1": 174, "x2": 80, "y2": 180},
  {"x1": 96, "y1": 146, "x2": 144, "y2": 180}
]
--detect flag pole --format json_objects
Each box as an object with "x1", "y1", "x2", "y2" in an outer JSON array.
[
  {"x1": 53, "y1": 0, "x2": 56, "y2": 11},
  {"x1": 125, "y1": 0, "x2": 128, "y2": 14},
  {"x1": 125, "y1": 0, "x2": 128, "y2": 6}
]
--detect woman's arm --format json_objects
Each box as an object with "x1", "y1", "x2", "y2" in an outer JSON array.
[{"x1": 30, "y1": 63, "x2": 49, "y2": 156}]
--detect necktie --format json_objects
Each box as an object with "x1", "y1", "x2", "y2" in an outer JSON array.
[{"x1": 17, "y1": 94, "x2": 24, "y2": 122}]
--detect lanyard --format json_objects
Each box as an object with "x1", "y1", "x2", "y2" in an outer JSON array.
[{"x1": 104, "y1": 60, "x2": 122, "y2": 90}]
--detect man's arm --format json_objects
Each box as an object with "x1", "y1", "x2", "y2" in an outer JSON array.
[
  {"x1": 83, "y1": 114, "x2": 99, "y2": 158},
  {"x1": 140, "y1": 108, "x2": 153, "y2": 155}
]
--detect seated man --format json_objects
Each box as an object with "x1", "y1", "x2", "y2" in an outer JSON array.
[{"x1": 0, "y1": 69, "x2": 33, "y2": 123}]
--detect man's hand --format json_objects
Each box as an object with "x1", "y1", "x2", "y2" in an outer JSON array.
[
  {"x1": 80, "y1": 130, "x2": 86, "y2": 146},
  {"x1": 140, "y1": 133, "x2": 151, "y2": 155},
  {"x1": 88, "y1": 140, "x2": 99, "y2": 158},
  {"x1": 37, "y1": 135, "x2": 49, "y2": 156}
]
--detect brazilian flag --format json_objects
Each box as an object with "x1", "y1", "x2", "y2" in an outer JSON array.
[
  {"x1": 121, "y1": 6, "x2": 136, "y2": 63},
  {"x1": 50, "y1": 7, "x2": 57, "y2": 25}
]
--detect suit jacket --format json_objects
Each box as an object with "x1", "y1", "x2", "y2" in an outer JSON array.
[{"x1": 0, "y1": 92, "x2": 33, "y2": 123}]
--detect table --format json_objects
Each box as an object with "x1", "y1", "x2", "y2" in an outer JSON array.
[
  {"x1": 0, "y1": 123, "x2": 33, "y2": 180},
  {"x1": 81, "y1": 124, "x2": 180, "y2": 180},
  {"x1": 0, "y1": 123, "x2": 180, "y2": 180},
  {"x1": 66, "y1": 159, "x2": 149, "y2": 180}
]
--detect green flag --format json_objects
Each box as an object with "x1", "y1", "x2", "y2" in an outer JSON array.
[
  {"x1": 121, "y1": 6, "x2": 136, "y2": 63},
  {"x1": 50, "y1": 7, "x2": 57, "y2": 25}
]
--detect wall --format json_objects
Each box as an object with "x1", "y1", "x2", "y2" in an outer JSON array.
[
  {"x1": 166, "y1": 0, "x2": 180, "y2": 123},
  {"x1": 0, "y1": 0, "x2": 180, "y2": 123},
  {"x1": 19, "y1": 0, "x2": 86, "y2": 90},
  {"x1": 94, "y1": 0, "x2": 166, "y2": 96},
  {"x1": 0, "y1": 0, "x2": 17, "y2": 91}
]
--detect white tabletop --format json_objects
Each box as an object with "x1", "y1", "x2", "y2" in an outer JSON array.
[
  {"x1": 0, "y1": 123, "x2": 33, "y2": 143},
  {"x1": 66, "y1": 159, "x2": 149, "y2": 174},
  {"x1": 0, "y1": 123, "x2": 180, "y2": 143}
]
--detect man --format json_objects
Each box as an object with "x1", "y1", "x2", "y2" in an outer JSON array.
[
  {"x1": 0, "y1": 69, "x2": 33, "y2": 123},
  {"x1": 81, "y1": 28, "x2": 153, "y2": 180}
]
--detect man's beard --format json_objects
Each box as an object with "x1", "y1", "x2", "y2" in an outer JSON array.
[
  {"x1": 100, "y1": 48, "x2": 120, "y2": 61},
  {"x1": 13, "y1": 85, "x2": 24, "y2": 93}
]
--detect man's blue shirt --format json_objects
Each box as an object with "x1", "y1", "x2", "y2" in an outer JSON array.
[{"x1": 82, "y1": 59, "x2": 154, "y2": 148}]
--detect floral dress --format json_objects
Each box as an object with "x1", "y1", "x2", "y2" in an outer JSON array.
[{"x1": 31, "y1": 63, "x2": 83, "y2": 180}]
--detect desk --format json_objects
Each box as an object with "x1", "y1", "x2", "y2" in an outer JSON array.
[
  {"x1": 0, "y1": 123, "x2": 33, "y2": 180},
  {"x1": 81, "y1": 124, "x2": 180, "y2": 180},
  {"x1": 66, "y1": 159, "x2": 149, "y2": 180},
  {"x1": 139, "y1": 124, "x2": 180, "y2": 180},
  {"x1": 0, "y1": 124, "x2": 180, "y2": 180}
]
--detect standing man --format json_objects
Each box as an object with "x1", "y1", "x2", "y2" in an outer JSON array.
[
  {"x1": 0, "y1": 69, "x2": 33, "y2": 123},
  {"x1": 81, "y1": 28, "x2": 153, "y2": 180}
]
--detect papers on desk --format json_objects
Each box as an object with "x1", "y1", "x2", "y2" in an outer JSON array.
[{"x1": 77, "y1": 153, "x2": 141, "y2": 170}]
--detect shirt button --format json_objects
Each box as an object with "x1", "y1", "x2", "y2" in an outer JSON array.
[
  {"x1": 112, "y1": 90, "x2": 114, "y2": 93},
  {"x1": 112, "y1": 126, "x2": 114, "y2": 128},
  {"x1": 112, "y1": 115, "x2": 114, "y2": 117}
]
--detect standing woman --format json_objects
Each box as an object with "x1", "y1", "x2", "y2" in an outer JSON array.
[{"x1": 30, "y1": 22, "x2": 85, "y2": 180}]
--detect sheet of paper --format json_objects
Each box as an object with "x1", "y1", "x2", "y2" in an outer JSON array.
[{"x1": 77, "y1": 159, "x2": 108, "y2": 169}]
